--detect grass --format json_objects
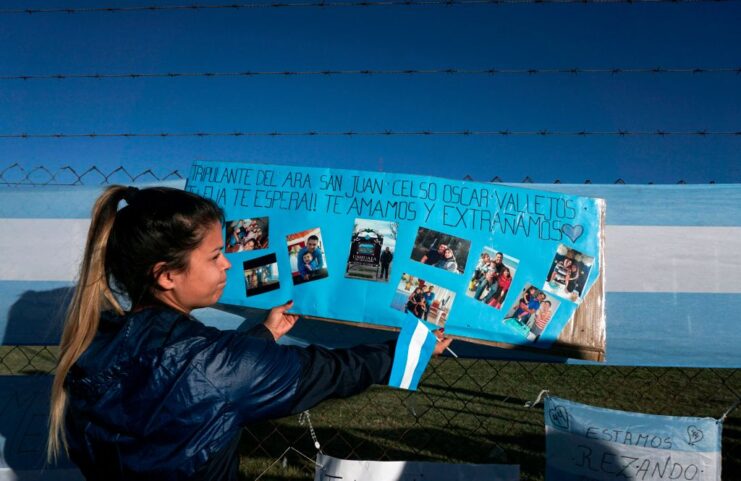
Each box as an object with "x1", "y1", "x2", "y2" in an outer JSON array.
[
  {"x1": 238, "y1": 358, "x2": 741, "y2": 480},
  {"x1": 2, "y1": 348, "x2": 739, "y2": 480}
]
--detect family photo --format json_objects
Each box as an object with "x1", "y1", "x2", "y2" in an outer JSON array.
[
  {"x1": 345, "y1": 218, "x2": 398, "y2": 282},
  {"x1": 390, "y1": 273, "x2": 457, "y2": 328},
  {"x1": 502, "y1": 284, "x2": 561, "y2": 343},
  {"x1": 225, "y1": 217, "x2": 269, "y2": 253},
  {"x1": 542, "y1": 244, "x2": 594, "y2": 303},
  {"x1": 466, "y1": 248, "x2": 519, "y2": 310},
  {"x1": 243, "y1": 254, "x2": 280, "y2": 297},
  {"x1": 287, "y1": 228, "x2": 329, "y2": 285},
  {"x1": 410, "y1": 227, "x2": 471, "y2": 274}
]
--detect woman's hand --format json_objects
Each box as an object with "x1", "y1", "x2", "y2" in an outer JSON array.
[
  {"x1": 432, "y1": 329, "x2": 453, "y2": 356},
  {"x1": 264, "y1": 300, "x2": 299, "y2": 341}
]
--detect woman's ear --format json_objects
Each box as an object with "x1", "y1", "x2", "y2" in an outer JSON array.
[{"x1": 153, "y1": 262, "x2": 176, "y2": 291}]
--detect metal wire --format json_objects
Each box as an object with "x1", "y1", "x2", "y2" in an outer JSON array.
[
  {"x1": 0, "y1": 163, "x2": 184, "y2": 186},
  {"x1": 1, "y1": 129, "x2": 738, "y2": 139},
  {"x1": 1, "y1": 168, "x2": 739, "y2": 480},
  {"x1": 1, "y1": 0, "x2": 735, "y2": 15},
  {"x1": 3, "y1": 66, "x2": 739, "y2": 81}
]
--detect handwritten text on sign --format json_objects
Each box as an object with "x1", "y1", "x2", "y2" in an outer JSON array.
[{"x1": 189, "y1": 165, "x2": 580, "y2": 242}]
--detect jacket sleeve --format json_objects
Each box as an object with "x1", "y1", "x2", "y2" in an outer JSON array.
[
  {"x1": 199, "y1": 329, "x2": 395, "y2": 426},
  {"x1": 289, "y1": 340, "x2": 396, "y2": 414}
]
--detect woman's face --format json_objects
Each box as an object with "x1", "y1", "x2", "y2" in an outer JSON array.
[
  {"x1": 445, "y1": 248, "x2": 454, "y2": 259},
  {"x1": 160, "y1": 222, "x2": 231, "y2": 313}
]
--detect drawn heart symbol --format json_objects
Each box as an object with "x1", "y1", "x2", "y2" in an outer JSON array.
[
  {"x1": 561, "y1": 224, "x2": 584, "y2": 243},
  {"x1": 687, "y1": 426, "x2": 704, "y2": 446},
  {"x1": 549, "y1": 405, "x2": 570, "y2": 431}
]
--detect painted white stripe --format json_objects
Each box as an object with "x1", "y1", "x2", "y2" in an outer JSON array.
[
  {"x1": 0, "y1": 219, "x2": 89, "y2": 281},
  {"x1": 400, "y1": 320, "x2": 430, "y2": 389},
  {"x1": 605, "y1": 226, "x2": 741, "y2": 293},
  {"x1": 2, "y1": 220, "x2": 741, "y2": 293}
]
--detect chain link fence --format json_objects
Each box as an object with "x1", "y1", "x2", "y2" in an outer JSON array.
[{"x1": 1, "y1": 166, "x2": 739, "y2": 480}]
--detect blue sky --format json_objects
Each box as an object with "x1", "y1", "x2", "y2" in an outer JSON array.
[{"x1": 0, "y1": 0, "x2": 739, "y2": 183}]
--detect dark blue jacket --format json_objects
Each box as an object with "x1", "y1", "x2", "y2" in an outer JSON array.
[{"x1": 64, "y1": 307, "x2": 395, "y2": 480}]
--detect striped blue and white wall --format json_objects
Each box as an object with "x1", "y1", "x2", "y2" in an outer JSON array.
[{"x1": 1, "y1": 182, "x2": 739, "y2": 367}]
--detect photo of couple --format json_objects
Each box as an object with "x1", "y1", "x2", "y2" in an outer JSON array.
[
  {"x1": 466, "y1": 248, "x2": 519, "y2": 310},
  {"x1": 410, "y1": 227, "x2": 470, "y2": 275}
]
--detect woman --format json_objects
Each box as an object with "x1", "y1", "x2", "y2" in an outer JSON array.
[
  {"x1": 487, "y1": 267, "x2": 512, "y2": 309},
  {"x1": 405, "y1": 286, "x2": 426, "y2": 318},
  {"x1": 434, "y1": 247, "x2": 459, "y2": 273},
  {"x1": 47, "y1": 186, "x2": 451, "y2": 480}
]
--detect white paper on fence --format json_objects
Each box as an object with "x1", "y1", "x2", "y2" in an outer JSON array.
[
  {"x1": 314, "y1": 453, "x2": 520, "y2": 481},
  {"x1": 545, "y1": 396, "x2": 722, "y2": 481}
]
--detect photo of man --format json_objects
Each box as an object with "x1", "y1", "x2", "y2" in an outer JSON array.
[
  {"x1": 345, "y1": 218, "x2": 398, "y2": 282},
  {"x1": 287, "y1": 228, "x2": 329, "y2": 285}
]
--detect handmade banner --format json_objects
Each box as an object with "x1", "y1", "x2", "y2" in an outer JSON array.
[
  {"x1": 186, "y1": 161, "x2": 605, "y2": 360},
  {"x1": 315, "y1": 453, "x2": 520, "y2": 481},
  {"x1": 544, "y1": 396, "x2": 722, "y2": 480}
]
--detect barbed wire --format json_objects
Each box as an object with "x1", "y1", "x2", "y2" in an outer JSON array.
[
  {"x1": 0, "y1": 0, "x2": 734, "y2": 15},
  {"x1": 0, "y1": 164, "x2": 718, "y2": 185},
  {"x1": 0, "y1": 163, "x2": 183, "y2": 186},
  {"x1": 3, "y1": 66, "x2": 739, "y2": 81},
  {"x1": 0, "y1": 129, "x2": 738, "y2": 139}
]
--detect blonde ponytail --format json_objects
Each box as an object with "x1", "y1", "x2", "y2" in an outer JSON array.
[{"x1": 47, "y1": 185, "x2": 127, "y2": 462}]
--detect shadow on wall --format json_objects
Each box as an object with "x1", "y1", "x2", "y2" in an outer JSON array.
[{"x1": 2, "y1": 287, "x2": 82, "y2": 480}]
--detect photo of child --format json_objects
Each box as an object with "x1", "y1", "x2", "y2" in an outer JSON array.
[
  {"x1": 345, "y1": 218, "x2": 398, "y2": 282},
  {"x1": 410, "y1": 227, "x2": 471, "y2": 275},
  {"x1": 542, "y1": 244, "x2": 594, "y2": 303},
  {"x1": 390, "y1": 273, "x2": 456, "y2": 328},
  {"x1": 287, "y1": 228, "x2": 329, "y2": 285},
  {"x1": 502, "y1": 284, "x2": 561, "y2": 343},
  {"x1": 243, "y1": 254, "x2": 280, "y2": 296},
  {"x1": 466, "y1": 248, "x2": 519, "y2": 310},
  {"x1": 225, "y1": 217, "x2": 269, "y2": 253}
]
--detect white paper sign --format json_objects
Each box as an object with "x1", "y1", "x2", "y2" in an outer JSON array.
[{"x1": 314, "y1": 453, "x2": 520, "y2": 481}]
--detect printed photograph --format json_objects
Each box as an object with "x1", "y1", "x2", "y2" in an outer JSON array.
[
  {"x1": 390, "y1": 273, "x2": 456, "y2": 328},
  {"x1": 243, "y1": 254, "x2": 280, "y2": 297},
  {"x1": 345, "y1": 218, "x2": 398, "y2": 282},
  {"x1": 410, "y1": 227, "x2": 471, "y2": 274},
  {"x1": 287, "y1": 228, "x2": 329, "y2": 285},
  {"x1": 466, "y1": 248, "x2": 520, "y2": 310},
  {"x1": 542, "y1": 244, "x2": 595, "y2": 303},
  {"x1": 502, "y1": 284, "x2": 561, "y2": 343},
  {"x1": 225, "y1": 217, "x2": 269, "y2": 253}
]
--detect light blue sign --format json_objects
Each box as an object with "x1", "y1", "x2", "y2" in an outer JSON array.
[
  {"x1": 545, "y1": 396, "x2": 722, "y2": 480},
  {"x1": 186, "y1": 161, "x2": 604, "y2": 354}
]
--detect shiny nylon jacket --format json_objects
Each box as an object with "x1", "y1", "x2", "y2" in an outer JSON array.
[{"x1": 64, "y1": 307, "x2": 394, "y2": 480}]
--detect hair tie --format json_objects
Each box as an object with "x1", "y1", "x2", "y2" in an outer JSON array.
[{"x1": 123, "y1": 186, "x2": 140, "y2": 204}]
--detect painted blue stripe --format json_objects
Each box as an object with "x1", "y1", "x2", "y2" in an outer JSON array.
[
  {"x1": 0, "y1": 282, "x2": 258, "y2": 345},
  {"x1": 546, "y1": 396, "x2": 722, "y2": 453},
  {"x1": 0, "y1": 180, "x2": 185, "y2": 219},
  {"x1": 2, "y1": 182, "x2": 738, "y2": 227},
  {"x1": 530, "y1": 184, "x2": 741, "y2": 226},
  {"x1": 2, "y1": 280, "x2": 740, "y2": 368},
  {"x1": 602, "y1": 292, "x2": 741, "y2": 368}
]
